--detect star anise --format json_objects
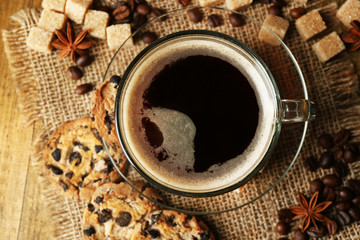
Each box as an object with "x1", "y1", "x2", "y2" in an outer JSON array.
[
  {"x1": 52, "y1": 22, "x2": 94, "y2": 61},
  {"x1": 290, "y1": 192, "x2": 332, "y2": 232},
  {"x1": 342, "y1": 20, "x2": 360, "y2": 52}
]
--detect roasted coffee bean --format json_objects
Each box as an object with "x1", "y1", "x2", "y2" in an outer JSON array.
[
  {"x1": 335, "y1": 201, "x2": 351, "y2": 211},
  {"x1": 113, "y1": 1, "x2": 128, "y2": 9},
  {"x1": 322, "y1": 187, "x2": 336, "y2": 201},
  {"x1": 306, "y1": 225, "x2": 326, "y2": 238},
  {"x1": 76, "y1": 53, "x2": 94, "y2": 67},
  {"x1": 348, "y1": 207, "x2": 360, "y2": 221},
  {"x1": 83, "y1": 226, "x2": 96, "y2": 236},
  {"x1": 75, "y1": 83, "x2": 93, "y2": 95},
  {"x1": 229, "y1": 13, "x2": 245, "y2": 27},
  {"x1": 150, "y1": 8, "x2": 166, "y2": 20},
  {"x1": 65, "y1": 172, "x2": 74, "y2": 179},
  {"x1": 141, "y1": 31, "x2": 157, "y2": 44},
  {"x1": 334, "y1": 129, "x2": 351, "y2": 146},
  {"x1": 310, "y1": 179, "x2": 323, "y2": 194},
  {"x1": 87, "y1": 203, "x2": 95, "y2": 212},
  {"x1": 134, "y1": 14, "x2": 148, "y2": 27},
  {"x1": 343, "y1": 149, "x2": 356, "y2": 163},
  {"x1": 136, "y1": 3, "x2": 151, "y2": 15},
  {"x1": 51, "y1": 148, "x2": 61, "y2": 161},
  {"x1": 294, "y1": 229, "x2": 308, "y2": 240},
  {"x1": 322, "y1": 174, "x2": 340, "y2": 187},
  {"x1": 336, "y1": 210, "x2": 351, "y2": 226},
  {"x1": 268, "y1": 5, "x2": 281, "y2": 16},
  {"x1": 339, "y1": 187, "x2": 354, "y2": 202},
  {"x1": 177, "y1": 0, "x2": 189, "y2": 7},
  {"x1": 271, "y1": 0, "x2": 286, "y2": 8},
  {"x1": 289, "y1": 7, "x2": 307, "y2": 19},
  {"x1": 303, "y1": 157, "x2": 319, "y2": 172},
  {"x1": 277, "y1": 208, "x2": 294, "y2": 223},
  {"x1": 128, "y1": 0, "x2": 136, "y2": 11},
  {"x1": 352, "y1": 195, "x2": 360, "y2": 206},
  {"x1": 67, "y1": 66, "x2": 83, "y2": 80},
  {"x1": 275, "y1": 222, "x2": 289, "y2": 235},
  {"x1": 333, "y1": 161, "x2": 349, "y2": 178},
  {"x1": 326, "y1": 220, "x2": 337, "y2": 235},
  {"x1": 113, "y1": 5, "x2": 131, "y2": 20},
  {"x1": 98, "y1": 209, "x2": 112, "y2": 223},
  {"x1": 94, "y1": 145, "x2": 103, "y2": 153},
  {"x1": 115, "y1": 212, "x2": 132, "y2": 226},
  {"x1": 333, "y1": 148, "x2": 343, "y2": 160},
  {"x1": 347, "y1": 179, "x2": 360, "y2": 195},
  {"x1": 207, "y1": 14, "x2": 221, "y2": 27},
  {"x1": 319, "y1": 152, "x2": 334, "y2": 169},
  {"x1": 50, "y1": 165, "x2": 63, "y2": 175},
  {"x1": 187, "y1": 8, "x2": 202, "y2": 23}
]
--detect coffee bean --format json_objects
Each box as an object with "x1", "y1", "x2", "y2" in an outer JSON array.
[
  {"x1": 187, "y1": 8, "x2": 202, "y2": 23},
  {"x1": 343, "y1": 149, "x2": 356, "y2": 163},
  {"x1": 277, "y1": 208, "x2": 294, "y2": 223},
  {"x1": 136, "y1": 3, "x2": 151, "y2": 15},
  {"x1": 333, "y1": 148, "x2": 343, "y2": 160},
  {"x1": 275, "y1": 222, "x2": 289, "y2": 235},
  {"x1": 113, "y1": 5, "x2": 131, "y2": 20},
  {"x1": 352, "y1": 195, "x2": 360, "y2": 206},
  {"x1": 334, "y1": 129, "x2": 351, "y2": 146},
  {"x1": 303, "y1": 157, "x2": 319, "y2": 172},
  {"x1": 310, "y1": 179, "x2": 323, "y2": 194},
  {"x1": 322, "y1": 187, "x2": 336, "y2": 201},
  {"x1": 326, "y1": 220, "x2": 337, "y2": 235},
  {"x1": 322, "y1": 174, "x2": 340, "y2": 187},
  {"x1": 268, "y1": 5, "x2": 281, "y2": 16},
  {"x1": 67, "y1": 66, "x2": 83, "y2": 80},
  {"x1": 306, "y1": 225, "x2": 326, "y2": 238},
  {"x1": 229, "y1": 13, "x2": 245, "y2": 27},
  {"x1": 75, "y1": 83, "x2": 93, "y2": 95},
  {"x1": 333, "y1": 161, "x2": 349, "y2": 178},
  {"x1": 51, "y1": 148, "x2": 61, "y2": 161},
  {"x1": 207, "y1": 14, "x2": 221, "y2": 27},
  {"x1": 150, "y1": 8, "x2": 166, "y2": 20},
  {"x1": 115, "y1": 211, "x2": 132, "y2": 226},
  {"x1": 109, "y1": 75, "x2": 121, "y2": 85},
  {"x1": 348, "y1": 207, "x2": 360, "y2": 221},
  {"x1": 141, "y1": 32, "x2": 157, "y2": 44},
  {"x1": 289, "y1": 7, "x2": 307, "y2": 19},
  {"x1": 177, "y1": 0, "x2": 189, "y2": 7},
  {"x1": 336, "y1": 210, "x2": 351, "y2": 226},
  {"x1": 294, "y1": 229, "x2": 308, "y2": 240},
  {"x1": 347, "y1": 179, "x2": 360, "y2": 195},
  {"x1": 134, "y1": 14, "x2": 148, "y2": 27},
  {"x1": 113, "y1": 1, "x2": 128, "y2": 10},
  {"x1": 271, "y1": 0, "x2": 286, "y2": 8},
  {"x1": 339, "y1": 187, "x2": 354, "y2": 202},
  {"x1": 335, "y1": 201, "x2": 351, "y2": 211},
  {"x1": 76, "y1": 54, "x2": 94, "y2": 67},
  {"x1": 319, "y1": 152, "x2": 334, "y2": 169},
  {"x1": 50, "y1": 165, "x2": 63, "y2": 175},
  {"x1": 83, "y1": 226, "x2": 96, "y2": 236}
]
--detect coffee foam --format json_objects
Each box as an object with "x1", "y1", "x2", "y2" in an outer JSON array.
[{"x1": 121, "y1": 36, "x2": 277, "y2": 193}]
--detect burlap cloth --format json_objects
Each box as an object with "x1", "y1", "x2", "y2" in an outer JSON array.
[{"x1": 3, "y1": 0, "x2": 360, "y2": 239}]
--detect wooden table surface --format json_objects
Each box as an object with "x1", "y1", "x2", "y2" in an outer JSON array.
[{"x1": 1, "y1": 1, "x2": 359, "y2": 240}]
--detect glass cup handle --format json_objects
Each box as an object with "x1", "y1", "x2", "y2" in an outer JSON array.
[{"x1": 281, "y1": 99, "x2": 316, "y2": 123}]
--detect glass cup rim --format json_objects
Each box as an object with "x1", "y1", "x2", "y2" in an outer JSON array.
[{"x1": 115, "y1": 29, "x2": 284, "y2": 197}]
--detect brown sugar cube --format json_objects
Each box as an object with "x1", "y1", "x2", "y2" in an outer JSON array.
[
  {"x1": 295, "y1": 10, "x2": 326, "y2": 41},
  {"x1": 258, "y1": 15, "x2": 289, "y2": 46},
  {"x1": 312, "y1": 32, "x2": 345, "y2": 62},
  {"x1": 42, "y1": 0, "x2": 67, "y2": 13},
  {"x1": 225, "y1": 0, "x2": 253, "y2": 11},
  {"x1": 198, "y1": 0, "x2": 224, "y2": 7},
  {"x1": 65, "y1": 0, "x2": 93, "y2": 24},
  {"x1": 106, "y1": 24, "x2": 133, "y2": 50},
  {"x1": 336, "y1": 0, "x2": 360, "y2": 28},
  {"x1": 83, "y1": 10, "x2": 109, "y2": 39},
  {"x1": 38, "y1": 9, "x2": 67, "y2": 32},
  {"x1": 26, "y1": 27, "x2": 54, "y2": 53}
]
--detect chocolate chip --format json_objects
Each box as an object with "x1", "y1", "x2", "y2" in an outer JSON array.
[
  {"x1": 229, "y1": 13, "x2": 245, "y2": 27},
  {"x1": 69, "y1": 152, "x2": 82, "y2": 164},
  {"x1": 268, "y1": 5, "x2": 281, "y2": 16},
  {"x1": 343, "y1": 149, "x2": 356, "y2": 163},
  {"x1": 333, "y1": 161, "x2": 349, "y2": 178},
  {"x1": 67, "y1": 66, "x2": 83, "y2": 80},
  {"x1": 83, "y1": 146, "x2": 90, "y2": 152},
  {"x1": 75, "y1": 83, "x2": 93, "y2": 95},
  {"x1": 277, "y1": 208, "x2": 294, "y2": 223},
  {"x1": 87, "y1": 203, "x2": 95, "y2": 212},
  {"x1": 148, "y1": 229, "x2": 160, "y2": 238},
  {"x1": 187, "y1": 8, "x2": 202, "y2": 23},
  {"x1": 335, "y1": 201, "x2": 351, "y2": 211},
  {"x1": 306, "y1": 225, "x2": 326, "y2": 238},
  {"x1": 136, "y1": 3, "x2": 151, "y2": 15},
  {"x1": 303, "y1": 157, "x2": 319, "y2": 172},
  {"x1": 104, "y1": 112, "x2": 112, "y2": 133},
  {"x1": 51, "y1": 148, "x2": 61, "y2": 161},
  {"x1": 141, "y1": 32, "x2": 158, "y2": 44},
  {"x1": 326, "y1": 220, "x2": 337, "y2": 235},
  {"x1": 95, "y1": 145, "x2": 103, "y2": 153},
  {"x1": 334, "y1": 129, "x2": 351, "y2": 146},
  {"x1": 348, "y1": 207, "x2": 360, "y2": 221},
  {"x1": 200, "y1": 232, "x2": 210, "y2": 240},
  {"x1": 275, "y1": 222, "x2": 289, "y2": 235},
  {"x1": 59, "y1": 180, "x2": 69, "y2": 191},
  {"x1": 104, "y1": 158, "x2": 114, "y2": 173},
  {"x1": 94, "y1": 196, "x2": 104, "y2": 203},
  {"x1": 65, "y1": 172, "x2": 74, "y2": 179},
  {"x1": 110, "y1": 75, "x2": 121, "y2": 85},
  {"x1": 115, "y1": 212, "x2": 132, "y2": 226},
  {"x1": 310, "y1": 179, "x2": 323, "y2": 194},
  {"x1": 177, "y1": 0, "x2": 189, "y2": 7},
  {"x1": 207, "y1": 14, "x2": 221, "y2": 27},
  {"x1": 294, "y1": 229, "x2": 308, "y2": 240},
  {"x1": 76, "y1": 53, "x2": 94, "y2": 67},
  {"x1": 322, "y1": 174, "x2": 340, "y2": 187},
  {"x1": 151, "y1": 212, "x2": 161, "y2": 225},
  {"x1": 336, "y1": 210, "x2": 351, "y2": 226},
  {"x1": 98, "y1": 209, "x2": 112, "y2": 223},
  {"x1": 319, "y1": 152, "x2": 334, "y2": 169},
  {"x1": 322, "y1": 187, "x2": 336, "y2": 201},
  {"x1": 289, "y1": 7, "x2": 307, "y2": 19},
  {"x1": 83, "y1": 226, "x2": 96, "y2": 236},
  {"x1": 50, "y1": 165, "x2": 63, "y2": 175},
  {"x1": 166, "y1": 215, "x2": 177, "y2": 227}
]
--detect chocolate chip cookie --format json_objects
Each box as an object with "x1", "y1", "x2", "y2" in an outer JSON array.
[
  {"x1": 90, "y1": 77, "x2": 120, "y2": 149},
  {"x1": 82, "y1": 181, "x2": 164, "y2": 239},
  {"x1": 43, "y1": 117, "x2": 127, "y2": 202}
]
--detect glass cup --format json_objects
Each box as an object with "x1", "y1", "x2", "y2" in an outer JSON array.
[{"x1": 114, "y1": 30, "x2": 315, "y2": 197}]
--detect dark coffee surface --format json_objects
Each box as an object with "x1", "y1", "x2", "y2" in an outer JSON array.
[{"x1": 143, "y1": 55, "x2": 259, "y2": 172}]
